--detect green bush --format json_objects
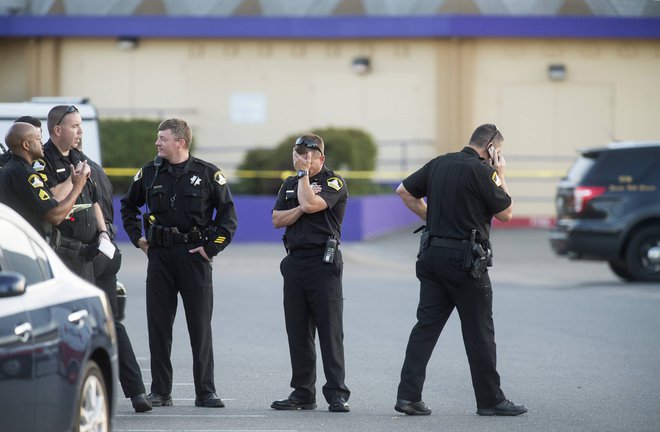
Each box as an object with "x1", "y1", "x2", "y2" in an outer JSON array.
[
  {"x1": 99, "y1": 119, "x2": 161, "y2": 194},
  {"x1": 233, "y1": 127, "x2": 389, "y2": 195}
]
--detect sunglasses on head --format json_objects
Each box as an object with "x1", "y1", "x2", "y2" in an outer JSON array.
[
  {"x1": 295, "y1": 136, "x2": 323, "y2": 155},
  {"x1": 56, "y1": 105, "x2": 79, "y2": 126},
  {"x1": 487, "y1": 128, "x2": 499, "y2": 144}
]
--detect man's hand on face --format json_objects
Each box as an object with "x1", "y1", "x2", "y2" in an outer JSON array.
[{"x1": 292, "y1": 150, "x2": 312, "y2": 172}]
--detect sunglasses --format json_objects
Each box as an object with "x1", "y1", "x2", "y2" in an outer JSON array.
[
  {"x1": 56, "y1": 105, "x2": 79, "y2": 126},
  {"x1": 295, "y1": 137, "x2": 323, "y2": 155},
  {"x1": 487, "y1": 128, "x2": 499, "y2": 144}
]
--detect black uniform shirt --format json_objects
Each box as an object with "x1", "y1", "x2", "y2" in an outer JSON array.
[
  {"x1": 38, "y1": 140, "x2": 99, "y2": 243},
  {"x1": 273, "y1": 165, "x2": 348, "y2": 250},
  {"x1": 120, "y1": 156, "x2": 238, "y2": 258},
  {"x1": 79, "y1": 149, "x2": 116, "y2": 237},
  {"x1": 0, "y1": 155, "x2": 58, "y2": 238},
  {"x1": 402, "y1": 146, "x2": 511, "y2": 242}
]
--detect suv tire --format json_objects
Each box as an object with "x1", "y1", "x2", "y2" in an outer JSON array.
[
  {"x1": 607, "y1": 260, "x2": 635, "y2": 282},
  {"x1": 625, "y1": 226, "x2": 660, "y2": 282}
]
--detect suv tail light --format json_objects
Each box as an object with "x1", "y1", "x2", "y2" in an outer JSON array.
[{"x1": 574, "y1": 186, "x2": 606, "y2": 214}]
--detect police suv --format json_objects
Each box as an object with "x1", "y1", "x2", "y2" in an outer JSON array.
[{"x1": 549, "y1": 141, "x2": 660, "y2": 282}]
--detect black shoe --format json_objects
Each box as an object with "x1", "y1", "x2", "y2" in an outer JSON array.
[
  {"x1": 271, "y1": 395, "x2": 317, "y2": 410},
  {"x1": 130, "y1": 393, "x2": 152, "y2": 413},
  {"x1": 195, "y1": 393, "x2": 225, "y2": 408},
  {"x1": 147, "y1": 393, "x2": 173, "y2": 407},
  {"x1": 476, "y1": 399, "x2": 528, "y2": 416},
  {"x1": 328, "y1": 396, "x2": 350, "y2": 413},
  {"x1": 394, "y1": 399, "x2": 432, "y2": 416}
]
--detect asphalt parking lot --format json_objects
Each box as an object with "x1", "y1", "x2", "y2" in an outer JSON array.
[{"x1": 112, "y1": 228, "x2": 660, "y2": 432}]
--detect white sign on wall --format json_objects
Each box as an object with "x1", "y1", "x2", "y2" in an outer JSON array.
[{"x1": 230, "y1": 93, "x2": 267, "y2": 123}]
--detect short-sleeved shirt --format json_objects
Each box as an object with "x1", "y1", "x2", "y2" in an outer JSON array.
[
  {"x1": 120, "y1": 155, "x2": 238, "y2": 258},
  {"x1": 37, "y1": 140, "x2": 99, "y2": 243},
  {"x1": 0, "y1": 155, "x2": 58, "y2": 238},
  {"x1": 402, "y1": 146, "x2": 511, "y2": 243},
  {"x1": 273, "y1": 165, "x2": 348, "y2": 250}
]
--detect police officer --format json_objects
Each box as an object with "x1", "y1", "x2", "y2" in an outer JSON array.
[
  {"x1": 120, "y1": 118, "x2": 237, "y2": 408},
  {"x1": 393, "y1": 124, "x2": 526, "y2": 417},
  {"x1": 0, "y1": 122, "x2": 86, "y2": 236},
  {"x1": 72, "y1": 138, "x2": 152, "y2": 413},
  {"x1": 271, "y1": 133, "x2": 351, "y2": 413},
  {"x1": 37, "y1": 105, "x2": 109, "y2": 282}
]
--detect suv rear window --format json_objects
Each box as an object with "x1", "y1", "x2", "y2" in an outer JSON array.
[{"x1": 577, "y1": 148, "x2": 660, "y2": 186}]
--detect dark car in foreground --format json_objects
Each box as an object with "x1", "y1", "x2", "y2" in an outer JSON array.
[
  {"x1": 549, "y1": 142, "x2": 660, "y2": 282},
  {"x1": 0, "y1": 204, "x2": 117, "y2": 432}
]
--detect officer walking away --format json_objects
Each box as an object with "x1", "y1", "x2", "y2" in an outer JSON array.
[
  {"x1": 0, "y1": 122, "x2": 87, "y2": 237},
  {"x1": 75, "y1": 137, "x2": 152, "y2": 412},
  {"x1": 271, "y1": 133, "x2": 351, "y2": 413},
  {"x1": 36, "y1": 105, "x2": 109, "y2": 282},
  {"x1": 394, "y1": 124, "x2": 527, "y2": 417},
  {"x1": 120, "y1": 118, "x2": 237, "y2": 408}
]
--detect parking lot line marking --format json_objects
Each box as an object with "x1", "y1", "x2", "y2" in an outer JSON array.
[
  {"x1": 116, "y1": 414, "x2": 267, "y2": 418},
  {"x1": 115, "y1": 429, "x2": 297, "y2": 432}
]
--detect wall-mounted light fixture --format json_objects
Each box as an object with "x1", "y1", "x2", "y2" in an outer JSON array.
[
  {"x1": 351, "y1": 56, "x2": 371, "y2": 75},
  {"x1": 547, "y1": 63, "x2": 567, "y2": 81},
  {"x1": 117, "y1": 36, "x2": 139, "y2": 51}
]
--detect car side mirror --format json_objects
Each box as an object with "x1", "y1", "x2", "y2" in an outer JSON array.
[{"x1": 0, "y1": 271, "x2": 27, "y2": 298}]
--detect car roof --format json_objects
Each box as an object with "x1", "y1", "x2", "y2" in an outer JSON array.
[{"x1": 578, "y1": 141, "x2": 660, "y2": 156}]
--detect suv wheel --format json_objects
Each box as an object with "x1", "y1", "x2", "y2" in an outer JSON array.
[
  {"x1": 608, "y1": 260, "x2": 635, "y2": 281},
  {"x1": 625, "y1": 226, "x2": 660, "y2": 282}
]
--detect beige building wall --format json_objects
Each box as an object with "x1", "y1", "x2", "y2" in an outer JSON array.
[{"x1": 2, "y1": 37, "x2": 660, "y2": 217}]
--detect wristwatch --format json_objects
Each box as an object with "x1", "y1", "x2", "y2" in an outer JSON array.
[{"x1": 296, "y1": 170, "x2": 308, "y2": 178}]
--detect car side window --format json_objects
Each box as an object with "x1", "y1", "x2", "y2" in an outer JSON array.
[{"x1": 0, "y1": 219, "x2": 53, "y2": 286}]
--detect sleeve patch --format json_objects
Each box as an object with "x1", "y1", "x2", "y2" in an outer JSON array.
[
  {"x1": 491, "y1": 171, "x2": 502, "y2": 187},
  {"x1": 214, "y1": 236, "x2": 226, "y2": 244},
  {"x1": 28, "y1": 174, "x2": 44, "y2": 188},
  {"x1": 38, "y1": 189, "x2": 50, "y2": 201},
  {"x1": 32, "y1": 159, "x2": 46, "y2": 171},
  {"x1": 214, "y1": 171, "x2": 227, "y2": 185},
  {"x1": 326, "y1": 177, "x2": 343, "y2": 191},
  {"x1": 134, "y1": 168, "x2": 142, "y2": 181}
]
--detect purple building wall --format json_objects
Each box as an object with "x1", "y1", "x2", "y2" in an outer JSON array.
[{"x1": 112, "y1": 194, "x2": 421, "y2": 244}]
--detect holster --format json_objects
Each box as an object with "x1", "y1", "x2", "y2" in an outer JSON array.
[
  {"x1": 414, "y1": 225, "x2": 429, "y2": 259},
  {"x1": 463, "y1": 230, "x2": 493, "y2": 279}
]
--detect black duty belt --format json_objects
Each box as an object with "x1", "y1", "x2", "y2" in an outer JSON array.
[
  {"x1": 429, "y1": 237, "x2": 466, "y2": 250},
  {"x1": 288, "y1": 247, "x2": 326, "y2": 257}
]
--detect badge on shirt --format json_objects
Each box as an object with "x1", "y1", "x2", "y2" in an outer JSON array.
[
  {"x1": 190, "y1": 175, "x2": 201, "y2": 186},
  {"x1": 33, "y1": 159, "x2": 46, "y2": 171},
  {"x1": 491, "y1": 171, "x2": 502, "y2": 187},
  {"x1": 28, "y1": 174, "x2": 44, "y2": 188},
  {"x1": 38, "y1": 189, "x2": 50, "y2": 201},
  {"x1": 326, "y1": 177, "x2": 343, "y2": 191},
  {"x1": 214, "y1": 171, "x2": 226, "y2": 185},
  {"x1": 134, "y1": 168, "x2": 142, "y2": 181}
]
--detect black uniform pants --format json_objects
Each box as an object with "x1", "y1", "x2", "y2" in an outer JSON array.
[
  {"x1": 93, "y1": 248, "x2": 146, "y2": 398},
  {"x1": 280, "y1": 250, "x2": 350, "y2": 404},
  {"x1": 397, "y1": 246, "x2": 505, "y2": 409},
  {"x1": 146, "y1": 245, "x2": 215, "y2": 397}
]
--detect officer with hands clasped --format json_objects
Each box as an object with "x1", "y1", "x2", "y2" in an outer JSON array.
[
  {"x1": 0, "y1": 121, "x2": 87, "y2": 238},
  {"x1": 271, "y1": 133, "x2": 351, "y2": 413},
  {"x1": 121, "y1": 118, "x2": 237, "y2": 409},
  {"x1": 36, "y1": 105, "x2": 108, "y2": 282},
  {"x1": 394, "y1": 124, "x2": 527, "y2": 417}
]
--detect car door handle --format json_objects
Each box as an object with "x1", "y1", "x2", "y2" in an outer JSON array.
[
  {"x1": 68, "y1": 309, "x2": 89, "y2": 326},
  {"x1": 14, "y1": 322, "x2": 32, "y2": 343}
]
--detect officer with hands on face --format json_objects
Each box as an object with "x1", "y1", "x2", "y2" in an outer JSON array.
[
  {"x1": 271, "y1": 133, "x2": 351, "y2": 413},
  {"x1": 36, "y1": 105, "x2": 108, "y2": 282},
  {"x1": 393, "y1": 123, "x2": 527, "y2": 417},
  {"x1": 0, "y1": 121, "x2": 87, "y2": 237},
  {"x1": 121, "y1": 118, "x2": 237, "y2": 409}
]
